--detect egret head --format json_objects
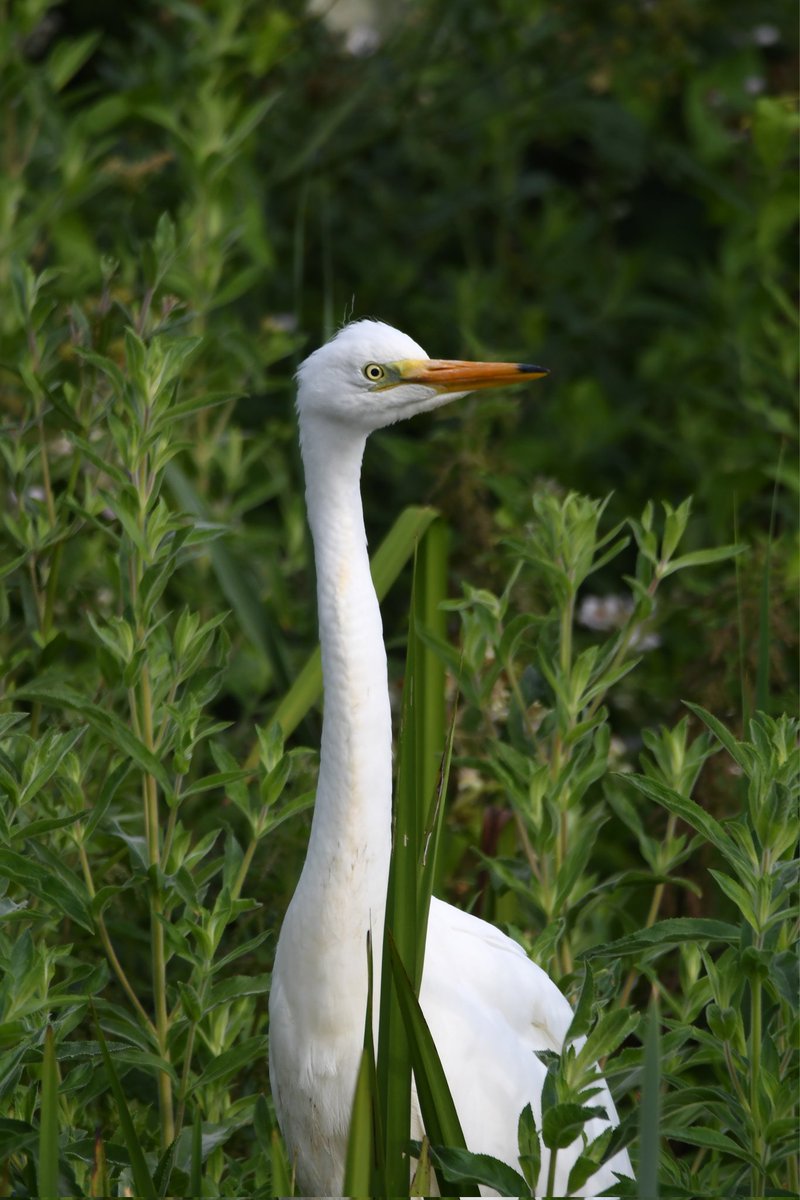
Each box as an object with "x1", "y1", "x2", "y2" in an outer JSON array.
[{"x1": 295, "y1": 319, "x2": 548, "y2": 434}]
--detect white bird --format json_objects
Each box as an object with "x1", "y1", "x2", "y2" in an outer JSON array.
[{"x1": 268, "y1": 320, "x2": 633, "y2": 1197}]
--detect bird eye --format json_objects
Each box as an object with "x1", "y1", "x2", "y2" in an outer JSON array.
[{"x1": 363, "y1": 363, "x2": 385, "y2": 382}]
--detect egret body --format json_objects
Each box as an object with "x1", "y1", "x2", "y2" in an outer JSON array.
[{"x1": 268, "y1": 320, "x2": 632, "y2": 1196}]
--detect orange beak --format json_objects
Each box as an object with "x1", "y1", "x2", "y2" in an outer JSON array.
[{"x1": 391, "y1": 357, "x2": 549, "y2": 393}]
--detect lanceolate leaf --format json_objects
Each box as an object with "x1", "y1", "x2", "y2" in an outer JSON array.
[
  {"x1": 582, "y1": 918, "x2": 741, "y2": 959},
  {"x1": 682, "y1": 702, "x2": 753, "y2": 772},
  {"x1": 517, "y1": 1103, "x2": 541, "y2": 1193},
  {"x1": 0, "y1": 848, "x2": 93, "y2": 931},
  {"x1": 660, "y1": 544, "x2": 745, "y2": 576},
  {"x1": 542, "y1": 1102, "x2": 607, "y2": 1151},
  {"x1": 575, "y1": 1009, "x2": 640, "y2": 1073},
  {"x1": 566, "y1": 963, "x2": 594, "y2": 1043},
  {"x1": 622, "y1": 772, "x2": 751, "y2": 877},
  {"x1": 17, "y1": 684, "x2": 171, "y2": 792}
]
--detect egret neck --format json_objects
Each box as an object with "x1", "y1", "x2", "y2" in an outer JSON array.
[{"x1": 291, "y1": 412, "x2": 392, "y2": 1000}]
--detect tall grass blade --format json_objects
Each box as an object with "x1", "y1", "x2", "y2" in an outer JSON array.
[
  {"x1": 37, "y1": 1025, "x2": 59, "y2": 1200},
  {"x1": 377, "y1": 571, "x2": 419, "y2": 1195},
  {"x1": 638, "y1": 991, "x2": 661, "y2": 1200},
  {"x1": 345, "y1": 931, "x2": 384, "y2": 1194},
  {"x1": 376, "y1": 518, "x2": 448, "y2": 1195},
  {"x1": 414, "y1": 519, "x2": 447, "y2": 826},
  {"x1": 387, "y1": 933, "x2": 475, "y2": 1196},
  {"x1": 93, "y1": 1007, "x2": 159, "y2": 1200},
  {"x1": 344, "y1": 1049, "x2": 377, "y2": 1200},
  {"x1": 417, "y1": 702, "x2": 457, "y2": 970},
  {"x1": 270, "y1": 1128, "x2": 293, "y2": 1197}
]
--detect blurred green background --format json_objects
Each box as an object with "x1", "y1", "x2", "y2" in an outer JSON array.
[{"x1": 6, "y1": 3, "x2": 795, "y2": 556}]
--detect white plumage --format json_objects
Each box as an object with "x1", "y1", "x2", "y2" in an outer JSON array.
[{"x1": 269, "y1": 320, "x2": 632, "y2": 1196}]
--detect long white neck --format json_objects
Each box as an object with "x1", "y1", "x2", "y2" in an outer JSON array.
[{"x1": 288, "y1": 414, "x2": 392, "y2": 976}]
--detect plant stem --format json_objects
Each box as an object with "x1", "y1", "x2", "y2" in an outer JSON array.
[
  {"x1": 76, "y1": 839, "x2": 157, "y2": 1038},
  {"x1": 545, "y1": 1146, "x2": 559, "y2": 1198},
  {"x1": 619, "y1": 813, "x2": 677, "y2": 1007},
  {"x1": 722, "y1": 1041, "x2": 748, "y2": 1111},
  {"x1": 231, "y1": 835, "x2": 258, "y2": 902},
  {"x1": 511, "y1": 810, "x2": 542, "y2": 884},
  {"x1": 140, "y1": 663, "x2": 174, "y2": 1147},
  {"x1": 749, "y1": 969, "x2": 764, "y2": 1198},
  {"x1": 174, "y1": 1011, "x2": 200, "y2": 1140}
]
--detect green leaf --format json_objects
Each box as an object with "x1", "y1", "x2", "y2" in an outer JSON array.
[
  {"x1": 660, "y1": 544, "x2": 745, "y2": 577},
  {"x1": 566, "y1": 963, "x2": 594, "y2": 1043},
  {"x1": 660, "y1": 497, "x2": 692, "y2": 563},
  {"x1": 205, "y1": 975, "x2": 269, "y2": 1012},
  {"x1": 85, "y1": 760, "x2": 133, "y2": 841},
  {"x1": 659, "y1": 1123, "x2": 758, "y2": 1165},
  {"x1": 517, "y1": 1103, "x2": 540, "y2": 1193},
  {"x1": 566, "y1": 1128, "x2": 616, "y2": 1195},
  {"x1": 542, "y1": 1102, "x2": 606, "y2": 1151},
  {"x1": 622, "y1": 771, "x2": 752, "y2": 877},
  {"x1": 181, "y1": 769, "x2": 252, "y2": 798},
  {"x1": 17, "y1": 683, "x2": 171, "y2": 793},
  {"x1": 0, "y1": 713, "x2": 28, "y2": 738},
  {"x1": 582, "y1": 917, "x2": 741, "y2": 959},
  {"x1": 212, "y1": 929, "x2": 273, "y2": 973},
  {"x1": 682, "y1": 702, "x2": 753, "y2": 773},
  {"x1": 195, "y1": 1037, "x2": 265, "y2": 1087},
  {"x1": 68, "y1": 434, "x2": 129, "y2": 485},
  {"x1": 426, "y1": 1143, "x2": 530, "y2": 1197},
  {"x1": 10, "y1": 810, "x2": 89, "y2": 843},
  {"x1": 0, "y1": 848, "x2": 93, "y2": 931},
  {"x1": 19, "y1": 726, "x2": 86, "y2": 806},
  {"x1": 46, "y1": 31, "x2": 102, "y2": 91},
  {"x1": 708, "y1": 869, "x2": 758, "y2": 930},
  {"x1": 575, "y1": 1009, "x2": 639, "y2": 1074}
]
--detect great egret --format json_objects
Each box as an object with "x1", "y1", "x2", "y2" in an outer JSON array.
[{"x1": 269, "y1": 320, "x2": 632, "y2": 1196}]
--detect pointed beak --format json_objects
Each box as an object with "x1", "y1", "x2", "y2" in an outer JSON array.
[{"x1": 391, "y1": 357, "x2": 549, "y2": 393}]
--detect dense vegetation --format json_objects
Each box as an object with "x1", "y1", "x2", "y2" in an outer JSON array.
[{"x1": 0, "y1": 0, "x2": 796, "y2": 1196}]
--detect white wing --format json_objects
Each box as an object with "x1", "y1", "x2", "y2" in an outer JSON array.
[{"x1": 419, "y1": 897, "x2": 632, "y2": 1197}]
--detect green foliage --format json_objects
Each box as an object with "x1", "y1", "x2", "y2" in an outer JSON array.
[{"x1": 0, "y1": 0, "x2": 795, "y2": 1196}]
